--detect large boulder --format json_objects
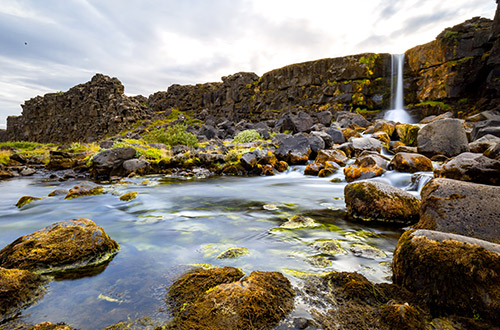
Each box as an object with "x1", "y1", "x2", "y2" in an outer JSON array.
[
  {"x1": 0, "y1": 218, "x2": 119, "y2": 274},
  {"x1": 388, "y1": 152, "x2": 433, "y2": 173},
  {"x1": 393, "y1": 229, "x2": 500, "y2": 323},
  {"x1": 434, "y1": 152, "x2": 500, "y2": 185},
  {"x1": 469, "y1": 134, "x2": 500, "y2": 153},
  {"x1": 344, "y1": 181, "x2": 420, "y2": 224},
  {"x1": 470, "y1": 120, "x2": 500, "y2": 141},
  {"x1": 167, "y1": 267, "x2": 294, "y2": 330},
  {"x1": 0, "y1": 267, "x2": 46, "y2": 322},
  {"x1": 344, "y1": 152, "x2": 388, "y2": 182},
  {"x1": 90, "y1": 147, "x2": 137, "y2": 180},
  {"x1": 335, "y1": 111, "x2": 370, "y2": 129},
  {"x1": 415, "y1": 178, "x2": 500, "y2": 243},
  {"x1": 325, "y1": 126, "x2": 346, "y2": 144},
  {"x1": 275, "y1": 134, "x2": 312, "y2": 164},
  {"x1": 345, "y1": 137, "x2": 383, "y2": 157},
  {"x1": 315, "y1": 149, "x2": 348, "y2": 166},
  {"x1": 417, "y1": 119, "x2": 469, "y2": 157}
]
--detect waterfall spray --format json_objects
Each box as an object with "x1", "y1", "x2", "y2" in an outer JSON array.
[{"x1": 384, "y1": 54, "x2": 413, "y2": 123}]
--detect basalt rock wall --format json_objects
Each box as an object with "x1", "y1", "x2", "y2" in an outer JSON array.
[
  {"x1": 148, "y1": 53, "x2": 392, "y2": 123},
  {"x1": 405, "y1": 8, "x2": 500, "y2": 117},
  {"x1": 1, "y1": 74, "x2": 152, "y2": 143}
]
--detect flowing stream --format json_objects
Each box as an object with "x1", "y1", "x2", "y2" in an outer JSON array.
[
  {"x1": 384, "y1": 54, "x2": 413, "y2": 124},
  {"x1": 0, "y1": 166, "x2": 431, "y2": 329}
]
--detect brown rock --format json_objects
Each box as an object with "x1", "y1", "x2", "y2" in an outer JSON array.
[
  {"x1": 388, "y1": 152, "x2": 433, "y2": 173},
  {"x1": 344, "y1": 152, "x2": 388, "y2": 182},
  {"x1": 0, "y1": 218, "x2": 119, "y2": 274},
  {"x1": 314, "y1": 149, "x2": 348, "y2": 166},
  {"x1": 344, "y1": 181, "x2": 420, "y2": 224}
]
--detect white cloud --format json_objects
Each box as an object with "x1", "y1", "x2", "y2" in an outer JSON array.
[{"x1": 0, "y1": 0, "x2": 497, "y2": 129}]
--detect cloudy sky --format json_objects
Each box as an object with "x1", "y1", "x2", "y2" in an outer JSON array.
[{"x1": 0, "y1": 0, "x2": 497, "y2": 128}]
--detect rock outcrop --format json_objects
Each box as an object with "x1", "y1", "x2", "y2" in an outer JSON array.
[{"x1": 2, "y1": 74, "x2": 152, "y2": 143}]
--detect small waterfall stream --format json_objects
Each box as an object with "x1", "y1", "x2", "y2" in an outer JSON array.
[{"x1": 384, "y1": 54, "x2": 413, "y2": 123}]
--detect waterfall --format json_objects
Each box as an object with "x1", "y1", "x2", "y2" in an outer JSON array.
[{"x1": 384, "y1": 54, "x2": 413, "y2": 123}]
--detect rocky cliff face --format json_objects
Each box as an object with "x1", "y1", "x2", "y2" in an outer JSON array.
[
  {"x1": 1, "y1": 74, "x2": 152, "y2": 143},
  {"x1": 405, "y1": 10, "x2": 500, "y2": 117},
  {"x1": 148, "y1": 53, "x2": 392, "y2": 124}
]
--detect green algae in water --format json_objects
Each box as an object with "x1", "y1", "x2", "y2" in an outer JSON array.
[{"x1": 217, "y1": 247, "x2": 249, "y2": 259}]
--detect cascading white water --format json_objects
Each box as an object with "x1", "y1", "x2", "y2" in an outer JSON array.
[{"x1": 384, "y1": 54, "x2": 413, "y2": 123}]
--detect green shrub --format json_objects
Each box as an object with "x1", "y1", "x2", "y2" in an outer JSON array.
[
  {"x1": 232, "y1": 129, "x2": 263, "y2": 144},
  {"x1": 144, "y1": 124, "x2": 198, "y2": 147}
]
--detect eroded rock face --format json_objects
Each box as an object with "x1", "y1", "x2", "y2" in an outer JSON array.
[
  {"x1": 0, "y1": 218, "x2": 119, "y2": 274},
  {"x1": 417, "y1": 119, "x2": 469, "y2": 157},
  {"x1": 434, "y1": 152, "x2": 500, "y2": 185},
  {"x1": 344, "y1": 181, "x2": 420, "y2": 224},
  {"x1": 167, "y1": 267, "x2": 294, "y2": 330},
  {"x1": 416, "y1": 178, "x2": 500, "y2": 243},
  {"x1": 392, "y1": 229, "x2": 500, "y2": 323},
  {"x1": 0, "y1": 267, "x2": 46, "y2": 322},
  {"x1": 3, "y1": 74, "x2": 152, "y2": 143}
]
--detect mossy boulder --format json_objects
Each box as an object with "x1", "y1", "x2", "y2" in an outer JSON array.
[
  {"x1": 28, "y1": 322, "x2": 76, "y2": 330},
  {"x1": 344, "y1": 181, "x2": 420, "y2": 224},
  {"x1": 434, "y1": 152, "x2": 500, "y2": 185},
  {"x1": 304, "y1": 162, "x2": 323, "y2": 176},
  {"x1": 64, "y1": 181, "x2": 104, "y2": 199},
  {"x1": 0, "y1": 267, "x2": 46, "y2": 322},
  {"x1": 168, "y1": 268, "x2": 294, "y2": 330},
  {"x1": 45, "y1": 151, "x2": 77, "y2": 171},
  {"x1": 275, "y1": 134, "x2": 312, "y2": 165},
  {"x1": 280, "y1": 215, "x2": 318, "y2": 229},
  {"x1": 392, "y1": 229, "x2": 500, "y2": 323},
  {"x1": 415, "y1": 178, "x2": 500, "y2": 243},
  {"x1": 388, "y1": 152, "x2": 433, "y2": 173},
  {"x1": 344, "y1": 152, "x2": 388, "y2": 182},
  {"x1": 119, "y1": 192, "x2": 138, "y2": 201},
  {"x1": 347, "y1": 137, "x2": 383, "y2": 157},
  {"x1": 394, "y1": 124, "x2": 420, "y2": 147},
  {"x1": 379, "y1": 303, "x2": 426, "y2": 330},
  {"x1": 0, "y1": 218, "x2": 119, "y2": 274},
  {"x1": 16, "y1": 196, "x2": 42, "y2": 208}
]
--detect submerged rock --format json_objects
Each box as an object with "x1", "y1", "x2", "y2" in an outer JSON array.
[
  {"x1": 65, "y1": 181, "x2": 104, "y2": 199},
  {"x1": 119, "y1": 192, "x2": 138, "y2": 201},
  {"x1": 167, "y1": 268, "x2": 294, "y2": 330},
  {"x1": 388, "y1": 152, "x2": 433, "y2": 173},
  {"x1": 434, "y1": 152, "x2": 500, "y2": 185},
  {"x1": 415, "y1": 178, "x2": 500, "y2": 243},
  {"x1": 27, "y1": 322, "x2": 76, "y2": 330},
  {"x1": 0, "y1": 267, "x2": 46, "y2": 322},
  {"x1": 344, "y1": 181, "x2": 420, "y2": 224},
  {"x1": 0, "y1": 218, "x2": 119, "y2": 274},
  {"x1": 280, "y1": 215, "x2": 318, "y2": 229},
  {"x1": 417, "y1": 119, "x2": 469, "y2": 157},
  {"x1": 216, "y1": 247, "x2": 249, "y2": 259},
  {"x1": 392, "y1": 229, "x2": 500, "y2": 323}
]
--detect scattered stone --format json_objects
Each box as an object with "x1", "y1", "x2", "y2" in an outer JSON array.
[
  {"x1": 48, "y1": 189, "x2": 68, "y2": 197},
  {"x1": 122, "y1": 158, "x2": 150, "y2": 175},
  {"x1": 45, "y1": 151, "x2": 76, "y2": 171},
  {"x1": 0, "y1": 169, "x2": 19, "y2": 179},
  {"x1": 344, "y1": 181, "x2": 420, "y2": 224},
  {"x1": 417, "y1": 118, "x2": 469, "y2": 157},
  {"x1": 119, "y1": 192, "x2": 138, "y2": 201},
  {"x1": 216, "y1": 247, "x2": 249, "y2": 259},
  {"x1": 90, "y1": 147, "x2": 137, "y2": 180},
  {"x1": 20, "y1": 168, "x2": 36, "y2": 176},
  {"x1": 348, "y1": 137, "x2": 383, "y2": 157},
  {"x1": 325, "y1": 126, "x2": 346, "y2": 144},
  {"x1": 281, "y1": 215, "x2": 318, "y2": 229},
  {"x1": 27, "y1": 322, "x2": 76, "y2": 330},
  {"x1": 392, "y1": 229, "x2": 500, "y2": 323},
  {"x1": 275, "y1": 134, "x2": 312, "y2": 165},
  {"x1": 344, "y1": 152, "x2": 388, "y2": 182},
  {"x1": 315, "y1": 149, "x2": 348, "y2": 166},
  {"x1": 306, "y1": 255, "x2": 332, "y2": 268},
  {"x1": 335, "y1": 111, "x2": 370, "y2": 129},
  {"x1": 394, "y1": 124, "x2": 420, "y2": 146},
  {"x1": 388, "y1": 152, "x2": 433, "y2": 173},
  {"x1": 313, "y1": 239, "x2": 346, "y2": 255},
  {"x1": 415, "y1": 178, "x2": 500, "y2": 243},
  {"x1": 470, "y1": 119, "x2": 500, "y2": 141},
  {"x1": 0, "y1": 267, "x2": 46, "y2": 323},
  {"x1": 65, "y1": 181, "x2": 104, "y2": 199},
  {"x1": 469, "y1": 134, "x2": 500, "y2": 153},
  {"x1": 0, "y1": 218, "x2": 120, "y2": 274},
  {"x1": 372, "y1": 131, "x2": 391, "y2": 146},
  {"x1": 304, "y1": 162, "x2": 323, "y2": 176},
  {"x1": 434, "y1": 152, "x2": 500, "y2": 185},
  {"x1": 350, "y1": 243, "x2": 387, "y2": 259},
  {"x1": 485, "y1": 141, "x2": 500, "y2": 160},
  {"x1": 16, "y1": 196, "x2": 42, "y2": 208}
]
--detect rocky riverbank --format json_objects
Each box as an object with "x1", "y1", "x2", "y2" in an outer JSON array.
[{"x1": 1, "y1": 3, "x2": 500, "y2": 329}]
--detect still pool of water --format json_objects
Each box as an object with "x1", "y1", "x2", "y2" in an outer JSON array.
[{"x1": 0, "y1": 168, "x2": 404, "y2": 329}]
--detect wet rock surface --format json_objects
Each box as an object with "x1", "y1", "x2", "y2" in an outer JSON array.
[
  {"x1": 434, "y1": 152, "x2": 500, "y2": 185},
  {"x1": 0, "y1": 218, "x2": 119, "y2": 274},
  {"x1": 417, "y1": 119, "x2": 469, "y2": 157}
]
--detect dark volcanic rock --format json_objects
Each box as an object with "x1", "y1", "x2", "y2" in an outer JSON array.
[
  {"x1": 344, "y1": 152, "x2": 388, "y2": 182},
  {"x1": 90, "y1": 147, "x2": 136, "y2": 180},
  {"x1": 393, "y1": 229, "x2": 500, "y2": 323},
  {"x1": 335, "y1": 111, "x2": 370, "y2": 129},
  {"x1": 388, "y1": 152, "x2": 433, "y2": 173},
  {"x1": 275, "y1": 134, "x2": 312, "y2": 165},
  {"x1": 434, "y1": 152, "x2": 500, "y2": 185},
  {"x1": 417, "y1": 119, "x2": 469, "y2": 157},
  {"x1": 415, "y1": 178, "x2": 500, "y2": 243}
]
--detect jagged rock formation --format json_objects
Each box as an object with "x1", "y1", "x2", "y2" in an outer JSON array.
[{"x1": 1, "y1": 74, "x2": 151, "y2": 143}]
